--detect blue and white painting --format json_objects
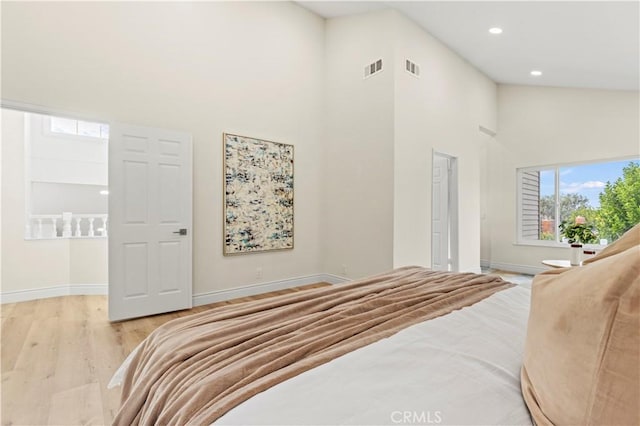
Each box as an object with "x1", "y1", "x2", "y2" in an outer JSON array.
[{"x1": 224, "y1": 133, "x2": 294, "y2": 255}]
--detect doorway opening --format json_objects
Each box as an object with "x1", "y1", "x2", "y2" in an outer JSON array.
[
  {"x1": 431, "y1": 151, "x2": 459, "y2": 272},
  {"x1": 2, "y1": 103, "x2": 193, "y2": 322},
  {"x1": 1, "y1": 106, "x2": 109, "y2": 301}
]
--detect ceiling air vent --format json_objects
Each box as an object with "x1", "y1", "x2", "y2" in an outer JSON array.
[
  {"x1": 364, "y1": 59, "x2": 383, "y2": 79},
  {"x1": 405, "y1": 59, "x2": 420, "y2": 77}
]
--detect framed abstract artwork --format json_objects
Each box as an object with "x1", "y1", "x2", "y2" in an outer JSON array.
[{"x1": 223, "y1": 133, "x2": 294, "y2": 255}]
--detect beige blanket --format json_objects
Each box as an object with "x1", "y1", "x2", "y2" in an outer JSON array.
[{"x1": 114, "y1": 266, "x2": 513, "y2": 426}]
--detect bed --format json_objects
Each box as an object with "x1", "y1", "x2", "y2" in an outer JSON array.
[
  {"x1": 110, "y1": 227, "x2": 640, "y2": 426},
  {"x1": 215, "y1": 283, "x2": 532, "y2": 426}
]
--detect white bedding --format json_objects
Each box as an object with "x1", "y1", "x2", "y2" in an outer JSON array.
[{"x1": 215, "y1": 285, "x2": 533, "y2": 426}]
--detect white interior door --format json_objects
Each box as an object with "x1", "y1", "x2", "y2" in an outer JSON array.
[
  {"x1": 108, "y1": 123, "x2": 192, "y2": 321},
  {"x1": 432, "y1": 154, "x2": 450, "y2": 271}
]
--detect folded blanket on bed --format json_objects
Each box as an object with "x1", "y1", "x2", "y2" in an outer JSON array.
[{"x1": 113, "y1": 266, "x2": 513, "y2": 426}]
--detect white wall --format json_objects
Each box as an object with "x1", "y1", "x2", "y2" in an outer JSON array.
[
  {"x1": 487, "y1": 85, "x2": 640, "y2": 272},
  {"x1": 2, "y1": 2, "x2": 325, "y2": 295},
  {"x1": 1, "y1": 108, "x2": 4, "y2": 291},
  {"x1": 31, "y1": 182, "x2": 107, "y2": 215},
  {"x1": 2, "y1": 109, "x2": 70, "y2": 292},
  {"x1": 28, "y1": 113, "x2": 108, "y2": 186},
  {"x1": 321, "y1": 10, "x2": 497, "y2": 278},
  {"x1": 322, "y1": 10, "x2": 396, "y2": 279},
  {"x1": 392, "y1": 12, "x2": 497, "y2": 273},
  {"x1": 69, "y1": 239, "x2": 108, "y2": 285}
]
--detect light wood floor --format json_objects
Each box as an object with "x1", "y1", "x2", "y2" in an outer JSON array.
[{"x1": 0, "y1": 283, "x2": 330, "y2": 426}]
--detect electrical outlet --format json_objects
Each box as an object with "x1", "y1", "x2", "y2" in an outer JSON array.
[
  {"x1": 341, "y1": 264, "x2": 347, "y2": 276},
  {"x1": 256, "y1": 267, "x2": 263, "y2": 279}
]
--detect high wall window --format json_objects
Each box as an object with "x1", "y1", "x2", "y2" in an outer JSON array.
[
  {"x1": 517, "y1": 158, "x2": 640, "y2": 246},
  {"x1": 48, "y1": 116, "x2": 109, "y2": 140}
]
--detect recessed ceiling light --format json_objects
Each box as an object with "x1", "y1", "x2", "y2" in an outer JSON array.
[
  {"x1": 530, "y1": 70, "x2": 543, "y2": 76},
  {"x1": 489, "y1": 27, "x2": 503, "y2": 34},
  {"x1": 100, "y1": 190, "x2": 109, "y2": 195}
]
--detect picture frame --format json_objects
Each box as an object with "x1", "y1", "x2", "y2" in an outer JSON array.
[{"x1": 223, "y1": 133, "x2": 294, "y2": 255}]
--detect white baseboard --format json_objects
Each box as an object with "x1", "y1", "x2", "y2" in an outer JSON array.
[
  {"x1": 488, "y1": 261, "x2": 544, "y2": 276},
  {"x1": 192, "y1": 273, "x2": 350, "y2": 307},
  {"x1": 0, "y1": 264, "x2": 540, "y2": 306},
  {"x1": 0, "y1": 274, "x2": 351, "y2": 306},
  {"x1": 480, "y1": 259, "x2": 490, "y2": 269},
  {"x1": 320, "y1": 273, "x2": 350, "y2": 285},
  {"x1": 0, "y1": 283, "x2": 108, "y2": 304},
  {"x1": 3, "y1": 266, "x2": 540, "y2": 307},
  {"x1": 70, "y1": 284, "x2": 109, "y2": 295}
]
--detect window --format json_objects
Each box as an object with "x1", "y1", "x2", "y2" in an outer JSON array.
[
  {"x1": 517, "y1": 158, "x2": 640, "y2": 246},
  {"x1": 49, "y1": 116, "x2": 109, "y2": 139}
]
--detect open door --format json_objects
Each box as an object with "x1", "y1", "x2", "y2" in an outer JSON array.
[
  {"x1": 432, "y1": 154, "x2": 450, "y2": 271},
  {"x1": 432, "y1": 152, "x2": 459, "y2": 272},
  {"x1": 108, "y1": 123, "x2": 192, "y2": 321}
]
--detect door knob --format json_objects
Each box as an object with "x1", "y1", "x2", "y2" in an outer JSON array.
[{"x1": 173, "y1": 228, "x2": 187, "y2": 235}]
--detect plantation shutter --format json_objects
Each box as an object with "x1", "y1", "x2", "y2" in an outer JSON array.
[{"x1": 521, "y1": 170, "x2": 541, "y2": 239}]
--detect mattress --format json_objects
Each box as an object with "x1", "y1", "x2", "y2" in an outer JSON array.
[
  {"x1": 111, "y1": 267, "x2": 515, "y2": 425},
  {"x1": 215, "y1": 285, "x2": 532, "y2": 426}
]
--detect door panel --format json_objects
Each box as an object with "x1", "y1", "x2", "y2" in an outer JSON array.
[
  {"x1": 123, "y1": 134, "x2": 148, "y2": 153},
  {"x1": 159, "y1": 164, "x2": 180, "y2": 222},
  {"x1": 124, "y1": 161, "x2": 148, "y2": 223},
  {"x1": 432, "y1": 154, "x2": 449, "y2": 271},
  {"x1": 123, "y1": 243, "x2": 148, "y2": 297},
  {"x1": 159, "y1": 139, "x2": 181, "y2": 156},
  {"x1": 109, "y1": 123, "x2": 192, "y2": 321},
  {"x1": 159, "y1": 241, "x2": 181, "y2": 293}
]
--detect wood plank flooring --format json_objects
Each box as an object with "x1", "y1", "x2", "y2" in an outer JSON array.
[{"x1": 0, "y1": 283, "x2": 330, "y2": 426}]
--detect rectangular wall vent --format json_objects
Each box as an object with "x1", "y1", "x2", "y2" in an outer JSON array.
[
  {"x1": 364, "y1": 59, "x2": 383, "y2": 79},
  {"x1": 405, "y1": 59, "x2": 420, "y2": 77}
]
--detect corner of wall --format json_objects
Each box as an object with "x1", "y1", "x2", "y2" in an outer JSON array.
[{"x1": 322, "y1": 9, "x2": 396, "y2": 279}]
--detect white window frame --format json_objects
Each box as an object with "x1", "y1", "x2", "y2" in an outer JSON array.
[
  {"x1": 516, "y1": 156, "x2": 639, "y2": 249},
  {"x1": 43, "y1": 115, "x2": 109, "y2": 142}
]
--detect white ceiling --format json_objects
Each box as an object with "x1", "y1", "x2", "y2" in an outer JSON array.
[{"x1": 297, "y1": 1, "x2": 639, "y2": 91}]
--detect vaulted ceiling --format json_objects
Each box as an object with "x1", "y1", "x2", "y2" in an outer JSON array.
[{"x1": 298, "y1": 1, "x2": 639, "y2": 91}]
